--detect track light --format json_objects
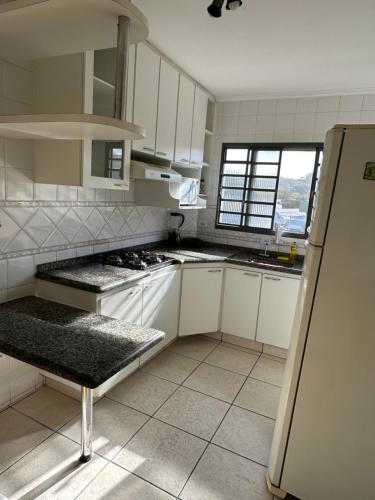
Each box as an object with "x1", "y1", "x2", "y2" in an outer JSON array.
[
  {"x1": 226, "y1": 0, "x2": 243, "y2": 10},
  {"x1": 207, "y1": 0, "x2": 225, "y2": 18},
  {"x1": 207, "y1": 0, "x2": 243, "y2": 17}
]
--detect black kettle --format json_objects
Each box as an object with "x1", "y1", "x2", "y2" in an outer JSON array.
[{"x1": 168, "y1": 212, "x2": 185, "y2": 246}]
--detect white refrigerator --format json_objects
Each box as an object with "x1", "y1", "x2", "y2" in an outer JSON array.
[{"x1": 267, "y1": 125, "x2": 375, "y2": 500}]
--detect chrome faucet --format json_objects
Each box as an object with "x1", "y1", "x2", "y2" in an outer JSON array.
[{"x1": 258, "y1": 240, "x2": 270, "y2": 257}]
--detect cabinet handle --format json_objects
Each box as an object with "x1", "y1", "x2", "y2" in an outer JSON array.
[
  {"x1": 180, "y1": 159, "x2": 189, "y2": 163},
  {"x1": 144, "y1": 284, "x2": 153, "y2": 290},
  {"x1": 244, "y1": 272, "x2": 259, "y2": 278},
  {"x1": 208, "y1": 269, "x2": 222, "y2": 273},
  {"x1": 156, "y1": 151, "x2": 167, "y2": 156},
  {"x1": 265, "y1": 276, "x2": 281, "y2": 281},
  {"x1": 143, "y1": 147, "x2": 154, "y2": 152},
  {"x1": 128, "y1": 289, "x2": 140, "y2": 295}
]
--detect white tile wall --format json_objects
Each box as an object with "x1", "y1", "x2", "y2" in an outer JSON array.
[
  {"x1": 0, "y1": 58, "x2": 173, "y2": 302},
  {"x1": 199, "y1": 93, "x2": 375, "y2": 253}
]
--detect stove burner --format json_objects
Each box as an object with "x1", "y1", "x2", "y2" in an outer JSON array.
[{"x1": 103, "y1": 250, "x2": 169, "y2": 270}]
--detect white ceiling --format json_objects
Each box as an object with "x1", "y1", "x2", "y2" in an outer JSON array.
[{"x1": 133, "y1": 0, "x2": 375, "y2": 100}]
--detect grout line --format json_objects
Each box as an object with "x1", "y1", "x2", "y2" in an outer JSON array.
[
  {"x1": 0, "y1": 424, "x2": 56, "y2": 478},
  {"x1": 248, "y1": 374, "x2": 283, "y2": 389},
  {"x1": 209, "y1": 442, "x2": 269, "y2": 469},
  {"x1": 231, "y1": 403, "x2": 277, "y2": 421},
  {"x1": 73, "y1": 459, "x2": 114, "y2": 500}
]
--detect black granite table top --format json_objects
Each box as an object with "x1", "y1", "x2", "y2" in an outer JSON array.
[
  {"x1": 0, "y1": 297, "x2": 165, "y2": 388},
  {"x1": 36, "y1": 241, "x2": 304, "y2": 294},
  {"x1": 36, "y1": 263, "x2": 151, "y2": 293}
]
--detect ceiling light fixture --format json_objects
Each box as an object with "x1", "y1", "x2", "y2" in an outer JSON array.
[
  {"x1": 207, "y1": 0, "x2": 225, "y2": 18},
  {"x1": 226, "y1": 0, "x2": 243, "y2": 10}
]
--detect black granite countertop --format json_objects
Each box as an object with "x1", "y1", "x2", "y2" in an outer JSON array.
[
  {"x1": 36, "y1": 263, "x2": 151, "y2": 293},
  {"x1": 0, "y1": 297, "x2": 165, "y2": 388},
  {"x1": 36, "y1": 241, "x2": 304, "y2": 294}
]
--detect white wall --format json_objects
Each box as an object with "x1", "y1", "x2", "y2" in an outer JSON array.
[
  {"x1": 198, "y1": 94, "x2": 375, "y2": 253},
  {"x1": 0, "y1": 58, "x2": 176, "y2": 302}
]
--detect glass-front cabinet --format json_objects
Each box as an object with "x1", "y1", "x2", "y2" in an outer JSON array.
[{"x1": 32, "y1": 47, "x2": 136, "y2": 190}]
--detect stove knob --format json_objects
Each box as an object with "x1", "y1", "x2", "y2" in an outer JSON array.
[{"x1": 139, "y1": 261, "x2": 148, "y2": 270}]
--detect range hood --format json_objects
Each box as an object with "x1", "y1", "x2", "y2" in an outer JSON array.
[{"x1": 130, "y1": 160, "x2": 182, "y2": 182}]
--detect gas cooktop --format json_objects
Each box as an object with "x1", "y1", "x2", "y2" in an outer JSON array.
[{"x1": 102, "y1": 250, "x2": 174, "y2": 271}]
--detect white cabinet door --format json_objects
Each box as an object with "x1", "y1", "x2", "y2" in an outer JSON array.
[
  {"x1": 257, "y1": 274, "x2": 300, "y2": 349},
  {"x1": 179, "y1": 268, "x2": 223, "y2": 336},
  {"x1": 221, "y1": 268, "x2": 261, "y2": 340},
  {"x1": 0, "y1": 353, "x2": 10, "y2": 410},
  {"x1": 174, "y1": 74, "x2": 195, "y2": 165},
  {"x1": 100, "y1": 284, "x2": 142, "y2": 325},
  {"x1": 141, "y1": 269, "x2": 181, "y2": 363},
  {"x1": 190, "y1": 86, "x2": 208, "y2": 166},
  {"x1": 155, "y1": 60, "x2": 179, "y2": 161},
  {"x1": 9, "y1": 358, "x2": 36, "y2": 403},
  {"x1": 133, "y1": 43, "x2": 160, "y2": 154}
]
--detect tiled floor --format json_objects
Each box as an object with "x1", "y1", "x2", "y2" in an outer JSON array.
[{"x1": 0, "y1": 335, "x2": 287, "y2": 499}]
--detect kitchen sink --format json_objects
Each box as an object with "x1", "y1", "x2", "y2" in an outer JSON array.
[{"x1": 249, "y1": 256, "x2": 294, "y2": 268}]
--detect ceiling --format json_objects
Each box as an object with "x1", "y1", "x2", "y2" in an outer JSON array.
[{"x1": 133, "y1": 0, "x2": 375, "y2": 100}]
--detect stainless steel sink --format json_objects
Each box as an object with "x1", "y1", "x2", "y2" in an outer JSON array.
[{"x1": 249, "y1": 256, "x2": 293, "y2": 268}]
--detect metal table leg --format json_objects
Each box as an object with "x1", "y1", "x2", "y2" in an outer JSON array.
[{"x1": 80, "y1": 386, "x2": 93, "y2": 463}]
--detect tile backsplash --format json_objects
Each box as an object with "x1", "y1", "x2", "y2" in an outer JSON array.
[
  {"x1": 198, "y1": 94, "x2": 375, "y2": 253},
  {"x1": 0, "y1": 58, "x2": 198, "y2": 302}
]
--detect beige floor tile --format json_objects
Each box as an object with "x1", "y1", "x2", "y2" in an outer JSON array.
[
  {"x1": 141, "y1": 351, "x2": 200, "y2": 384},
  {"x1": 0, "y1": 408, "x2": 53, "y2": 474},
  {"x1": 13, "y1": 386, "x2": 80, "y2": 430},
  {"x1": 0, "y1": 433, "x2": 107, "y2": 499},
  {"x1": 250, "y1": 356, "x2": 286, "y2": 387},
  {"x1": 262, "y1": 344, "x2": 288, "y2": 360},
  {"x1": 205, "y1": 344, "x2": 259, "y2": 375},
  {"x1": 107, "y1": 371, "x2": 178, "y2": 415},
  {"x1": 155, "y1": 386, "x2": 229, "y2": 440},
  {"x1": 234, "y1": 378, "x2": 281, "y2": 419},
  {"x1": 183, "y1": 363, "x2": 246, "y2": 403},
  {"x1": 77, "y1": 462, "x2": 174, "y2": 499},
  {"x1": 114, "y1": 418, "x2": 206, "y2": 496},
  {"x1": 180, "y1": 444, "x2": 272, "y2": 500},
  {"x1": 167, "y1": 335, "x2": 218, "y2": 361},
  {"x1": 213, "y1": 406, "x2": 274, "y2": 466},
  {"x1": 60, "y1": 397, "x2": 148, "y2": 460}
]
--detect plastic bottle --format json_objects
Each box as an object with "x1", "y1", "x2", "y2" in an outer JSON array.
[{"x1": 289, "y1": 242, "x2": 297, "y2": 263}]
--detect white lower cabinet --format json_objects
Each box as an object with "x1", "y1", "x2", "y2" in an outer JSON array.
[
  {"x1": 256, "y1": 274, "x2": 300, "y2": 349},
  {"x1": 0, "y1": 353, "x2": 11, "y2": 410},
  {"x1": 221, "y1": 268, "x2": 262, "y2": 340},
  {"x1": 179, "y1": 268, "x2": 223, "y2": 336},
  {"x1": 140, "y1": 269, "x2": 181, "y2": 364},
  {"x1": 100, "y1": 284, "x2": 143, "y2": 325}
]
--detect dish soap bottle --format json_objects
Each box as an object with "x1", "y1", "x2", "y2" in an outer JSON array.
[{"x1": 289, "y1": 242, "x2": 297, "y2": 263}]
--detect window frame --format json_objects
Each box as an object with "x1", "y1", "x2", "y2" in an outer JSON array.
[
  {"x1": 105, "y1": 141, "x2": 124, "y2": 180},
  {"x1": 215, "y1": 142, "x2": 323, "y2": 239}
]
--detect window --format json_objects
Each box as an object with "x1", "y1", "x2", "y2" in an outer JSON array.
[
  {"x1": 105, "y1": 142, "x2": 124, "y2": 180},
  {"x1": 216, "y1": 143, "x2": 323, "y2": 238}
]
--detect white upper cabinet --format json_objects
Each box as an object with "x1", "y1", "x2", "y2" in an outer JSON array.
[
  {"x1": 190, "y1": 86, "x2": 208, "y2": 166},
  {"x1": 155, "y1": 60, "x2": 179, "y2": 160},
  {"x1": 221, "y1": 268, "x2": 262, "y2": 340},
  {"x1": 32, "y1": 50, "x2": 135, "y2": 189},
  {"x1": 256, "y1": 274, "x2": 300, "y2": 349},
  {"x1": 174, "y1": 75, "x2": 195, "y2": 165},
  {"x1": 179, "y1": 267, "x2": 223, "y2": 336},
  {"x1": 132, "y1": 43, "x2": 160, "y2": 155}
]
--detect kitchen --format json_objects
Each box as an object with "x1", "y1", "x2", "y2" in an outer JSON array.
[{"x1": 0, "y1": 0, "x2": 374, "y2": 499}]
